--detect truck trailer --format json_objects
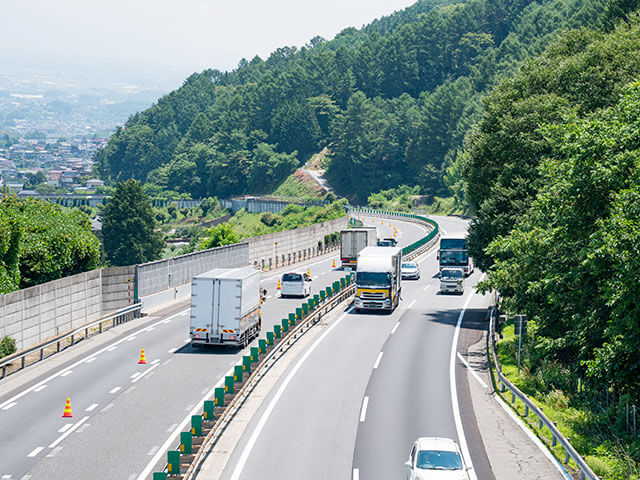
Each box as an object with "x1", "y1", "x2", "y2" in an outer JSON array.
[
  {"x1": 189, "y1": 266, "x2": 262, "y2": 348},
  {"x1": 341, "y1": 227, "x2": 378, "y2": 269},
  {"x1": 354, "y1": 246, "x2": 402, "y2": 313}
]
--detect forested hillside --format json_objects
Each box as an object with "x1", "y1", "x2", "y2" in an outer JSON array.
[
  {"x1": 463, "y1": 16, "x2": 640, "y2": 472},
  {"x1": 95, "y1": 0, "x2": 628, "y2": 203}
]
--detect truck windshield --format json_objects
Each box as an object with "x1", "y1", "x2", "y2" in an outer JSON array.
[
  {"x1": 440, "y1": 238, "x2": 467, "y2": 249},
  {"x1": 440, "y1": 250, "x2": 468, "y2": 265},
  {"x1": 441, "y1": 270, "x2": 463, "y2": 279},
  {"x1": 356, "y1": 272, "x2": 391, "y2": 287}
]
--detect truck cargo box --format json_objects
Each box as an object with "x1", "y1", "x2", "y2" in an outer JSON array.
[{"x1": 190, "y1": 266, "x2": 261, "y2": 348}]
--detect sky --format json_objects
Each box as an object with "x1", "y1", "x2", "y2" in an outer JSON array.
[{"x1": 1, "y1": 0, "x2": 417, "y2": 77}]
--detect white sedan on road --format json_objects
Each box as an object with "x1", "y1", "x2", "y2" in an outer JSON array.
[
  {"x1": 405, "y1": 437, "x2": 470, "y2": 480},
  {"x1": 401, "y1": 261, "x2": 421, "y2": 280}
]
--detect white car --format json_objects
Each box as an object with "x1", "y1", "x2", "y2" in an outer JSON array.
[
  {"x1": 280, "y1": 272, "x2": 312, "y2": 298},
  {"x1": 401, "y1": 261, "x2": 421, "y2": 280},
  {"x1": 405, "y1": 437, "x2": 470, "y2": 480}
]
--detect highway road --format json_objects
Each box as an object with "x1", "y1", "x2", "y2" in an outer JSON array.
[
  {"x1": 0, "y1": 216, "x2": 426, "y2": 480},
  {"x1": 221, "y1": 215, "x2": 494, "y2": 480}
]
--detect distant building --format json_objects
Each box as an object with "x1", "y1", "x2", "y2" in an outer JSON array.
[{"x1": 86, "y1": 178, "x2": 105, "y2": 189}]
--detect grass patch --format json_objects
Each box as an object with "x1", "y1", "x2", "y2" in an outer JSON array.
[
  {"x1": 272, "y1": 171, "x2": 324, "y2": 199},
  {"x1": 494, "y1": 319, "x2": 640, "y2": 479}
]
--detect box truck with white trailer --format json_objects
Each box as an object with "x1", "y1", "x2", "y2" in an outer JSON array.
[
  {"x1": 189, "y1": 266, "x2": 262, "y2": 348},
  {"x1": 341, "y1": 227, "x2": 378, "y2": 269}
]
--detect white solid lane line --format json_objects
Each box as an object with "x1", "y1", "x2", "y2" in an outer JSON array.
[
  {"x1": 2, "y1": 402, "x2": 17, "y2": 410},
  {"x1": 408, "y1": 299, "x2": 416, "y2": 308},
  {"x1": 34, "y1": 385, "x2": 47, "y2": 392},
  {"x1": 127, "y1": 336, "x2": 137, "y2": 342},
  {"x1": 456, "y1": 352, "x2": 488, "y2": 389},
  {"x1": 131, "y1": 363, "x2": 160, "y2": 384},
  {"x1": 137, "y1": 364, "x2": 236, "y2": 480},
  {"x1": 27, "y1": 447, "x2": 44, "y2": 458},
  {"x1": 449, "y1": 282, "x2": 484, "y2": 480},
  {"x1": 85, "y1": 357, "x2": 97, "y2": 363},
  {"x1": 228, "y1": 308, "x2": 353, "y2": 480},
  {"x1": 390, "y1": 322, "x2": 400, "y2": 335},
  {"x1": 60, "y1": 370, "x2": 72, "y2": 377},
  {"x1": 86, "y1": 403, "x2": 99, "y2": 412},
  {"x1": 48, "y1": 416, "x2": 89, "y2": 449},
  {"x1": 58, "y1": 423, "x2": 73, "y2": 433},
  {"x1": 107, "y1": 346, "x2": 117, "y2": 352},
  {"x1": 109, "y1": 386, "x2": 121, "y2": 394},
  {"x1": 359, "y1": 396, "x2": 369, "y2": 422},
  {"x1": 0, "y1": 308, "x2": 190, "y2": 411},
  {"x1": 373, "y1": 352, "x2": 383, "y2": 369},
  {"x1": 353, "y1": 468, "x2": 360, "y2": 480}
]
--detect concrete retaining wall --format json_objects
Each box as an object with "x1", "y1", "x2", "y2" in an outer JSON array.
[
  {"x1": 0, "y1": 266, "x2": 135, "y2": 351},
  {"x1": 246, "y1": 215, "x2": 348, "y2": 269}
]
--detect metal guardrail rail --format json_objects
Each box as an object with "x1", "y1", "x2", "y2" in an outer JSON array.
[
  {"x1": 152, "y1": 210, "x2": 441, "y2": 479},
  {"x1": 488, "y1": 305, "x2": 599, "y2": 480},
  {"x1": 0, "y1": 303, "x2": 142, "y2": 379}
]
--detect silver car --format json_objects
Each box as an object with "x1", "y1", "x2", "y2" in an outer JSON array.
[
  {"x1": 401, "y1": 261, "x2": 420, "y2": 280},
  {"x1": 405, "y1": 437, "x2": 470, "y2": 480}
]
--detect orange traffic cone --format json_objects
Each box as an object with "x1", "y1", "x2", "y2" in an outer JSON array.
[
  {"x1": 277, "y1": 279, "x2": 281, "y2": 290},
  {"x1": 138, "y1": 348, "x2": 147, "y2": 364},
  {"x1": 332, "y1": 259, "x2": 336, "y2": 268},
  {"x1": 62, "y1": 397, "x2": 73, "y2": 418},
  {"x1": 307, "y1": 268, "x2": 311, "y2": 278}
]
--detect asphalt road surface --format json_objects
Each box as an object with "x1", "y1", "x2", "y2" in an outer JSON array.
[
  {"x1": 220, "y1": 215, "x2": 494, "y2": 480},
  {"x1": 0, "y1": 216, "x2": 425, "y2": 480}
]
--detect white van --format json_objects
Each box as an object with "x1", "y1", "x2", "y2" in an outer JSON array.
[
  {"x1": 280, "y1": 272, "x2": 312, "y2": 298},
  {"x1": 440, "y1": 268, "x2": 464, "y2": 294}
]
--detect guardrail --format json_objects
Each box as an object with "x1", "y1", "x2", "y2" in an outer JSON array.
[
  {"x1": 488, "y1": 305, "x2": 599, "y2": 480},
  {"x1": 151, "y1": 210, "x2": 441, "y2": 479},
  {"x1": 349, "y1": 208, "x2": 440, "y2": 259},
  {"x1": 0, "y1": 303, "x2": 142, "y2": 379},
  {"x1": 152, "y1": 274, "x2": 357, "y2": 479}
]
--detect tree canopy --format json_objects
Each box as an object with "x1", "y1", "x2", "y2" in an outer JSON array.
[
  {"x1": 101, "y1": 179, "x2": 165, "y2": 266},
  {"x1": 94, "y1": 0, "x2": 634, "y2": 203},
  {"x1": 0, "y1": 196, "x2": 100, "y2": 293}
]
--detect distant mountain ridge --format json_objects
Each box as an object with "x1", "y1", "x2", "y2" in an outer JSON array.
[{"x1": 95, "y1": 0, "x2": 633, "y2": 202}]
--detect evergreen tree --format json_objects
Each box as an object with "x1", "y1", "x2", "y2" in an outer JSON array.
[{"x1": 102, "y1": 180, "x2": 164, "y2": 266}]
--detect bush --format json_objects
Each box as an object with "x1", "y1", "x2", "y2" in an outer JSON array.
[
  {"x1": 0, "y1": 336, "x2": 16, "y2": 358},
  {"x1": 260, "y1": 212, "x2": 281, "y2": 227}
]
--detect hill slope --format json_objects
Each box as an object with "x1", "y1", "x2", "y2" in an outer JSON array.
[{"x1": 95, "y1": 0, "x2": 632, "y2": 202}]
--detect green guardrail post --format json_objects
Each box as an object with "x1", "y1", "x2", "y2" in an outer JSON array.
[
  {"x1": 180, "y1": 431, "x2": 192, "y2": 454},
  {"x1": 153, "y1": 473, "x2": 167, "y2": 480},
  {"x1": 274, "y1": 324, "x2": 282, "y2": 339},
  {"x1": 302, "y1": 303, "x2": 308, "y2": 315},
  {"x1": 167, "y1": 451, "x2": 180, "y2": 475},
  {"x1": 314, "y1": 294, "x2": 319, "y2": 305},
  {"x1": 296, "y1": 307, "x2": 302, "y2": 320},
  {"x1": 225, "y1": 375, "x2": 234, "y2": 394},
  {"x1": 308, "y1": 299, "x2": 315, "y2": 310},
  {"x1": 267, "y1": 331, "x2": 275, "y2": 345},
  {"x1": 289, "y1": 312, "x2": 296, "y2": 326},
  {"x1": 203, "y1": 400, "x2": 214, "y2": 421},
  {"x1": 320, "y1": 290, "x2": 326, "y2": 301},
  {"x1": 215, "y1": 387, "x2": 225, "y2": 406},
  {"x1": 281, "y1": 318, "x2": 289, "y2": 332},
  {"x1": 243, "y1": 355, "x2": 251, "y2": 373},
  {"x1": 191, "y1": 415, "x2": 202, "y2": 436},
  {"x1": 251, "y1": 346, "x2": 259, "y2": 362},
  {"x1": 340, "y1": 277, "x2": 346, "y2": 288},
  {"x1": 259, "y1": 338, "x2": 267, "y2": 352},
  {"x1": 234, "y1": 365, "x2": 243, "y2": 383},
  {"x1": 333, "y1": 281, "x2": 340, "y2": 293},
  {"x1": 326, "y1": 286, "x2": 332, "y2": 297}
]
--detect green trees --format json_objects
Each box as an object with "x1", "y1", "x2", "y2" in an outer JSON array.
[
  {"x1": 198, "y1": 223, "x2": 240, "y2": 249},
  {"x1": 0, "y1": 196, "x2": 100, "y2": 293},
  {"x1": 102, "y1": 180, "x2": 164, "y2": 266},
  {"x1": 94, "y1": 0, "x2": 628, "y2": 203}
]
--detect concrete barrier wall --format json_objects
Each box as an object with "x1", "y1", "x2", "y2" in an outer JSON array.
[
  {"x1": 0, "y1": 266, "x2": 135, "y2": 351},
  {"x1": 135, "y1": 242, "x2": 250, "y2": 298},
  {"x1": 246, "y1": 215, "x2": 348, "y2": 269}
]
